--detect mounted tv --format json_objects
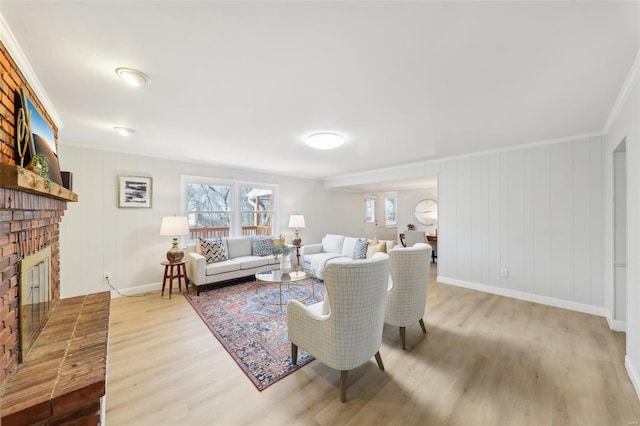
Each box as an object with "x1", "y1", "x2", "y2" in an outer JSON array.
[{"x1": 18, "y1": 88, "x2": 63, "y2": 186}]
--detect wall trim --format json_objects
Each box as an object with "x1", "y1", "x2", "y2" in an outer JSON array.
[
  {"x1": 438, "y1": 275, "x2": 608, "y2": 318},
  {"x1": 626, "y1": 355, "x2": 640, "y2": 401},
  {"x1": 604, "y1": 48, "x2": 640, "y2": 134},
  {"x1": 110, "y1": 281, "x2": 163, "y2": 298},
  {"x1": 0, "y1": 14, "x2": 63, "y2": 129},
  {"x1": 606, "y1": 313, "x2": 627, "y2": 332}
]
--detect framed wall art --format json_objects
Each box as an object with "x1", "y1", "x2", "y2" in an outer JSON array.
[
  {"x1": 18, "y1": 88, "x2": 63, "y2": 186},
  {"x1": 118, "y1": 175, "x2": 152, "y2": 208}
]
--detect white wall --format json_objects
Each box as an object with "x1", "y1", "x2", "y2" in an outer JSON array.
[
  {"x1": 437, "y1": 135, "x2": 605, "y2": 313},
  {"x1": 58, "y1": 145, "x2": 363, "y2": 297},
  {"x1": 603, "y1": 56, "x2": 640, "y2": 395}
]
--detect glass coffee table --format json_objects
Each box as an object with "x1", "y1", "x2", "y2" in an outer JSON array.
[{"x1": 254, "y1": 269, "x2": 314, "y2": 310}]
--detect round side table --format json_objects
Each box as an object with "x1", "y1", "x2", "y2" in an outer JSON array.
[{"x1": 161, "y1": 260, "x2": 189, "y2": 298}]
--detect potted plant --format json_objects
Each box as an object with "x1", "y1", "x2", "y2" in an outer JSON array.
[
  {"x1": 32, "y1": 154, "x2": 51, "y2": 188},
  {"x1": 407, "y1": 223, "x2": 416, "y2": 230},
  {"x1": 272, "y1": 244, "x2": 292, "y2": 274}
]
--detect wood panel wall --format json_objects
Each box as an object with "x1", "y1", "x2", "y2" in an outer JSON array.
[{"x1": 438, "y1": 135, "x2": 604, "y2": 308}]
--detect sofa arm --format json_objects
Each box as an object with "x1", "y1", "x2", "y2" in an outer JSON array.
[
  {"x1": 300, "y1": 244, "x2": 323, "y2": 258},
  {"x1": 186, "y1": 251, "x2": 206, "y2": 285}
]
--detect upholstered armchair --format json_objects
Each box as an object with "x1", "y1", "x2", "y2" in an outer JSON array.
[
  {"x1": 287, "y1": 253, "x2": 391, "y2": 402},
  {"x1": 385, "y1": 243, "x2": 432, "y2": 350}
]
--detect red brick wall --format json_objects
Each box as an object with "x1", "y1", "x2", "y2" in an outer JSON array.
[{"x1": 0, "y1": 41, "x2": 65, "y2": 386}]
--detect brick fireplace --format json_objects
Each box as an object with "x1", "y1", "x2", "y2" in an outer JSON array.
[{"x1": 0, "y1": 39, "x2": 108, "y2": 425}]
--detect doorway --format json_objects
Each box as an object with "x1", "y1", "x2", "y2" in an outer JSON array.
[{"x1": 614, "y1": 139, "x2": 627, "y2": 327}]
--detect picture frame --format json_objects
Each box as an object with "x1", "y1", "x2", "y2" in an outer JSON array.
[
  {"x1": 18, "y1": 88, "x2": 63, "y2": 186},
  {"x1": 118, "y1": 175, "x2": 152, "y2": 208}
]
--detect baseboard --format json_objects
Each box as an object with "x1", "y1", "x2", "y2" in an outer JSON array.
[
  {"x1": 437, "y1": 275, "x2": 608, "y2": 318},
  {"x1": 110, "y1": 281, "x2": 164, "y2": 298},
  {"x1": 626, "y1": 355, "x2": 640, "y2": 401},
  {"x1": 606, "y1": 312, "x2": 627, "y2": 332}
]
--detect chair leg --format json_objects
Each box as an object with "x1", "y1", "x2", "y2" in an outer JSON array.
[
  {"x1": 341, "y1": 370, "x2": 349, "y2": 403},
  {"x1": 374, "y1": 351, "x2": 385, "y2": 371},
  {"x1": 419, "y1": 318, "x2": 427, "y2": 334},
  {"x1": 399, "y1": 326, "x2": 406, "y2": 350},
  {"x1": 291, "y1": 343, "x2": 298, "y2": 365}
]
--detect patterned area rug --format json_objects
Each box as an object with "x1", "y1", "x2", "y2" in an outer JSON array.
[{"x1": 184, "y1": 278, "x2": 325, "y2": 391}]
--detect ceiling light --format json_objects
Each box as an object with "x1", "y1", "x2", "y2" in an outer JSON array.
[
  {"x1": 305, "y1": 133, "x2": 345, "y2": 150},
  {"x1": 114, "y1": 127, "x2": 135, "y2": 137},
  {"x1": 115, "y1": 67, "x2": 151, "y2": 86}
]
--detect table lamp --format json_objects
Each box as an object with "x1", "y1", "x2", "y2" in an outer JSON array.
[
  {"x1": 288, "y1": 214, "x2": 306, "y2": 247},
  {"x1": 160, "y1": 216, "x2": 190, "y2": 263}
]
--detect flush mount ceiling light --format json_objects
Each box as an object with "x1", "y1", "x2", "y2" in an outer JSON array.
[
  {"x1": 114, "y1": 127, "x2": 135, "y2": 137},
  {"x1": 115, "y1": 67, "x2": 151, "y2": 87},
  {"x1": 305, "y1": 132, "x2": 345, "y2": 150}
]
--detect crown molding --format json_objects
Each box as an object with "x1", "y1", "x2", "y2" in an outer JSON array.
[
  {"x1": 603, "y1": 48, "x2": 640, "y2": 134},
  {"x1": 0, "y1": 14, "x2": 63, "y2": 129}
]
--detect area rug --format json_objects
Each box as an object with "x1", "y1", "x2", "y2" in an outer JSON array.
[{"x1": 184, "y1": 278, "x2": 325, "y2": 391}]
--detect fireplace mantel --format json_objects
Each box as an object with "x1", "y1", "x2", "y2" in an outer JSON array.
[{"x1": 0, "y1": 164, "x2": 78, "y2": 202}]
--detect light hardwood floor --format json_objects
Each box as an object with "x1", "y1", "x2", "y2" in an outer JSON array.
[{"x1": 106, "y1": 267, "x2": 640, "y2": 425}]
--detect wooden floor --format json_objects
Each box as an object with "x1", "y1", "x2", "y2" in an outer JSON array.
[{"x1": 106, "y1": 266, "x2": 640, "y2": 425}]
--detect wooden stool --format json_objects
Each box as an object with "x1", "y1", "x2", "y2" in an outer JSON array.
[{"x1": 161, "y1": 260, "x2": 189, "y2": 298}]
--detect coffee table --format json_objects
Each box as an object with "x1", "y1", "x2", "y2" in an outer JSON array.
[{"x1": 254, "y1": 269, "x2": 314, "y2": 310}]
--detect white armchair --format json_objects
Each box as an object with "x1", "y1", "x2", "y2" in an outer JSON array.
[
  {"x1": 287, "y1": 253, "x2": 391, "y2": 402},
  {"x1": 385, "y1": 243, "x2": 432, "y2": 350}
]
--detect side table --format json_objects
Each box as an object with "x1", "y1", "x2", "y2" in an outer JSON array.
[{"x1": 161, "y1": 260, "x2": 189, "y2": 298}]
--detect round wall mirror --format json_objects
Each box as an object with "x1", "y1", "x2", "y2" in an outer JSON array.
[{"x1": 414, "y1": 199, "x2": 437, "y2": 225}]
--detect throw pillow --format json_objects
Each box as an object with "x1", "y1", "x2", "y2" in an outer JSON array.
[
  {"x1": 353, "y1": 238, "x2": 369, "y2": 260},
  {"x1": 366, "y1": 237, "x2": 386, "y2": 258},
  {"x1": 251, "y1": 236, "x2": 272, "y2": 256},
  {"x1": 198, "y1": 237, "x2": 228, "y2": 263}
]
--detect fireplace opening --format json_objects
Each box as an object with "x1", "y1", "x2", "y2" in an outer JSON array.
[{"x1": 19, "y1": 245, "x2": 52, "y2": 362}]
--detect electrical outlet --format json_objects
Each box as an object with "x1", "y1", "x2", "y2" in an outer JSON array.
[
  {"x1": 500, "y1": 268, "x2": 509, "y2": 278},
  {"x1": 103, "y1": 272, "x2": 111, "y2": 281}
]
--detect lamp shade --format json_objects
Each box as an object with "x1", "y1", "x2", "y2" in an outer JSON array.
[
  {"x1": 160, "y1": 216, "x2": 189, "y2": 236},
  {"x1": 288, "y1": 215, "x2": 306, "y2": 228}
]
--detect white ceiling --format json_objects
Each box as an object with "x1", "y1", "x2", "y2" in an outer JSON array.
[{"x1": 1, "y1": 1, "x2": 638, "y2": 188}]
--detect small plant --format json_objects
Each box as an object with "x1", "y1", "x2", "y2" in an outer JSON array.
[
  {"x1": 271, "y1": 244, "x2": 292, "y2": 258},
  {"x1": 407, "y1": 223, "x2": 416, "y2": 230},
  {"x1": 32, "y1": 154, "x2": 51, "y2": 189}
]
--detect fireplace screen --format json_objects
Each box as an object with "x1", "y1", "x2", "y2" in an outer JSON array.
[{"x1": 19, "y1": 246, "x2": 52, "y2": 361}]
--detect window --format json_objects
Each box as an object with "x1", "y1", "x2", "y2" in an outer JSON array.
[
  {"x1": 182, "y1": 176, "x2": 278, "y2": 239},
  {"x1": 364, "y1": 195, "x2": 376, "y2": 223},
  {"x1": 384, "y1": 194, "x2": 397, "y2": 226}
]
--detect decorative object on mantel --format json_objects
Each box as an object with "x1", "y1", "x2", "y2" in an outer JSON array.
[
  {"x1": 184, "y1": 278, "x2": 325, "y2": 390},
  {"x1": 288, "y1": 214, "x2": 305, "y2": 247},
  {"x1": 118, "y1": 175, "x2": 152, "y2": 208},
  {"x1": 61, "y1": 171, "x2": 73, "y2": 191},
  {"x1": 32, "y1": 154, "x2": 51, "y2": 189},
  {"x1": 407, "y1": 223, "x2": 416, "y2": 230},
  {"x1": 160, "y1": 215, "x2": 190, "y2": 263},
  {"x1": 17, "y1": 88, "x2": 63, "y2": 186},
  {"x1": 15, "y1": 98, "x2": 32, "y2": 168}
]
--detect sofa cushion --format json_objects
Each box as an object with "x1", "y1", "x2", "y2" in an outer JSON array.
[
  {"x1": 367, "y1": 237, "x2": 387, "y2": 258},
  {"x1": 226, "y1": 237, "x2": 252, "y2": 258},
  {"x1": 251, "y1": 236, "x2": 272, "y2": 256},
  {"x1": 233, "y1": 255, "x2": 270, "y2": 270},
  {"x1": 322, "y1": 234, "x2": 345, "y2": 255},
  {"x1": 199, "y1": 237, "x2": 228, "y2": 263},
  {"x1": 353, "y1": 238, "x2": 369, "y2": 260},
  {"x1": 204, "y1": 259, "x2": 239, "y2": 275},
  {"x1": 341, "y1": 237, "x2": 359, "y2": 258}
]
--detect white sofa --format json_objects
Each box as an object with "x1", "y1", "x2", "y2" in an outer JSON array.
[
  {"x1": 300, "y1": 234, "x2": 395, "y2": 279},
  {"x1": 186, "y1": 236, "x2": 281, "y2": 295}
]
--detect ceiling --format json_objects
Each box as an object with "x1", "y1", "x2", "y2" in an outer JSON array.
[{"x1": 1, "y1": 1, "x2": 638, "y2": 189}]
